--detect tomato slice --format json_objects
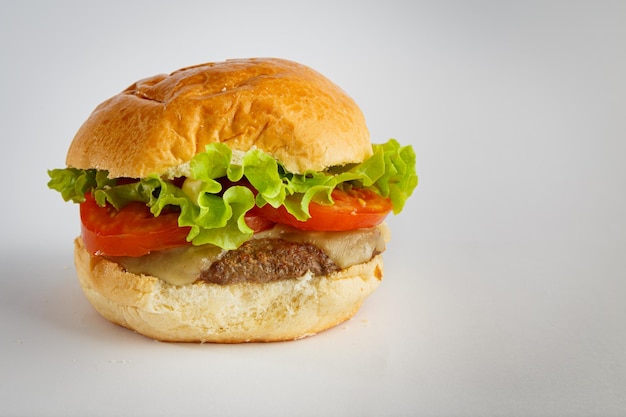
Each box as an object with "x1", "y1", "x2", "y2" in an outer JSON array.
[
  {"x1": 80, "y1": 193, "x2": 192, "y2": 257},
  {"x1": 254, "y1": 188, "x2": 393, "y2": 231},
  {"x1": 80, "y1": 193, "x2": 276, "y2": 257},
  {"x1": 243, "y1": 212, "x2": 276, "y2": 233},
  {"x1": 79, "y1": 185, "x2": 388, "y2": 256}
]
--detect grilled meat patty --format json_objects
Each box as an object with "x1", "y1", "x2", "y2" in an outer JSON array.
[{"x1": 200, "y1": 238, "x2": 340, "y2": 284}]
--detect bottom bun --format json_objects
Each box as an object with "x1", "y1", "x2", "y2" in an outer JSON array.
[{"x1": 74, "y1": 237, "x2": 383, "y2": 343}]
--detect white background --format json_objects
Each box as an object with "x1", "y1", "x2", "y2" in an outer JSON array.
[{"x1": 2, "y1": 1, "x2": 625, "y2": 416}]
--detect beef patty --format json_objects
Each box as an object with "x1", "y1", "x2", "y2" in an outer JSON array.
[{"x1": 200, "y1": 238, "x2": 340, "y2": 285}]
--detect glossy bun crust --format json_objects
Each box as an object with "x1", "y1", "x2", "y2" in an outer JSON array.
[
  {"x1": 74, "y1": 238, "x2": 383, "y2": 343},
  {"x1": 66, "y1": 58, "x2": 372, "y2": 178}
]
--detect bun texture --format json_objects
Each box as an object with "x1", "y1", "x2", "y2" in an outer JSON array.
[
  {"x1": 66, "y1": 58, "x2": 372, "y2": 178},
  {"x1": 74, "y1": 238, "x2": 383, "y2": 343}
]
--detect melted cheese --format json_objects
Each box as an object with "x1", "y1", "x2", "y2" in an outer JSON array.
[
  {"x1": 257, "y1": 224, "x2": 387, "y2": 269},
  {"x1": 111, "y1": 224, "x2": 389, "y2": 286},
  {"x1": 112, "y1": 244, "x2": 224, "y2": 286}
]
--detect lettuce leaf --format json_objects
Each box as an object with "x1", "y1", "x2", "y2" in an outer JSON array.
[
  {"x1": 47, "y1": 139, "x2": 418, "y2": 250},
  {"x1": 47, "y1": 168, "x2": 115, "y2": 204}
]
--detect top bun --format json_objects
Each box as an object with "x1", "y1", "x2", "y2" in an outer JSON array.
[{"x1": 66, "y1": 58, "x2": 372, "y2": 178}]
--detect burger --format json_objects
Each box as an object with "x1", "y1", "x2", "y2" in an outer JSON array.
[{"x1": 48, "y1": 58, "x2": 417, "y2": 342}]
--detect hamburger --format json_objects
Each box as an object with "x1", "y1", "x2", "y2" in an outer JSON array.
[{"x1": 48, "y1": 58, "x2": 417, "y2": 342}]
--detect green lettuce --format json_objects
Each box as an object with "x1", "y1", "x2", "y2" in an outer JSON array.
[{"x1": 48, "y1": 139, "x2": 417, "y2": 250}]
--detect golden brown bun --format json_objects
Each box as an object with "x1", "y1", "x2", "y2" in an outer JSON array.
[
  {"x1": 66, "y1": 58, "x2": 372, "y2": 178},
  {"x1": 74, "y1": 238, "x2": 383, "y2": 343}
]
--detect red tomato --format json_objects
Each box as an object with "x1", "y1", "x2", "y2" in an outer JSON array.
[
  {"x1": 80, "y1": 193, "x2": 192, "y2": 257},
  {"x1": 79, "y1": 186, "x2": 389, "y2": 256},
  {"x1": 243, "y1": 212, "x2": 276, "y2": 233},
  {"x1": 254, "y1": 188, "x2": 393, "y2": 231},
  {"x1": 79, "y1": 193, "x2": 275, "y2": 257}
]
